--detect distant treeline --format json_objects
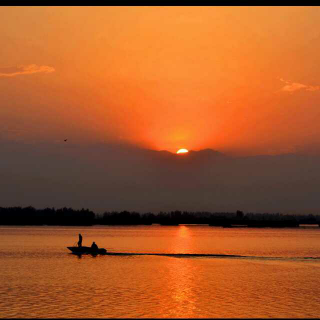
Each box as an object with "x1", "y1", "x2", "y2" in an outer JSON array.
[
  {"x1": 0, "y1": 207, "x2": 320, "y2": 227},
  {"x1": 98, "y1": 210, "x2": 320, "y2": 227}
]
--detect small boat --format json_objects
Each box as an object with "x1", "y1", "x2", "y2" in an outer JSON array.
[{"x1": 67, "y1": 246, "x2": 107, "y2": 255}]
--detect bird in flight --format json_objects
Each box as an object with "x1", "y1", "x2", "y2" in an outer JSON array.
[{"x1": 64, "y1": 139, "x2": 68, "y2": 142}]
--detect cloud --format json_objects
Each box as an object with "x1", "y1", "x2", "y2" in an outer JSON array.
[
  {"x1": 279, "y1": 78, "x2": 320, "y2": 93},
  {"x1": 0, "y1": 64, "x2": 55, "y2": 77}
]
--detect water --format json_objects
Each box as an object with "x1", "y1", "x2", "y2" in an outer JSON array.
[{"x1": 0, "y1": 225, "x2": 320, "y2": 318}]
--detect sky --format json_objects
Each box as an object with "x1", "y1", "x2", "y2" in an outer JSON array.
[{"x1": 1, "y1": 7, "x2": 320, "y2": 213}]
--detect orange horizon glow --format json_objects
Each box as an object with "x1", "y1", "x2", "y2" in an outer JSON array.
[{"x1": 1, "y1": 7, "x2": 320, "y2": 156}]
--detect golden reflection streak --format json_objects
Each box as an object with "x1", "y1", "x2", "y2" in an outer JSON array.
[{"x1": 166, "y1": 226, "x2": 197, "y2": 316}]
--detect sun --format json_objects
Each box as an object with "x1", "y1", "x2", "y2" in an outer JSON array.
[{"x1": 177, "y1": 148, "x2": 189, "y2": 154}]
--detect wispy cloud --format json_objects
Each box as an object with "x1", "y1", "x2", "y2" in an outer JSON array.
[
  {"x1": 279, "y1": 78, "x2": 320, "y2": 93},
  {"x1": 0, "y1": 64, "x2": 55, "y2": 77}
]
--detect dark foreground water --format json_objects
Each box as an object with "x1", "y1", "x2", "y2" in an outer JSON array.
[{"x1": 0, "y1": 225, "x2": 320, "y2": 318}]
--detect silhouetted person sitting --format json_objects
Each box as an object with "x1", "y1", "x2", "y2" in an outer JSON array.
[
  {"x1": 78, "y1": 233, "x2": 82, "y2": 247},
  {"x1": 91, "y1": 241, "x2": 98, "y2": 251}
]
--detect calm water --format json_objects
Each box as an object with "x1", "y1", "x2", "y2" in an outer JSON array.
[{"x1": 0, "y1": 225, "x2": 320, "y2": 318}]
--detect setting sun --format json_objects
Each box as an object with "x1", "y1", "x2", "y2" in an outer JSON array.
[{"x1": 177, "y1": 149, "x2": 189, "y2": 154}]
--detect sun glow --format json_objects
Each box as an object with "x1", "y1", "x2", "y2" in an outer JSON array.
[{"x1": 177, "y1": 149, "x2": 189, "y2": 154}]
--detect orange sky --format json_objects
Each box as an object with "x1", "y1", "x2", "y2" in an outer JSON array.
[{"x1": 1, "y1": 6, "x2": 320, "y2": 155}]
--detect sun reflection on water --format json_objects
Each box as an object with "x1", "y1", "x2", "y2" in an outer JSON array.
[
  {"x1": 167, "y1": 252, "x2": 197, "y2": 316},
  {"x1": 164, "y1": 225, "x2": 197, "y2": 316},
  {"x1": 169, "y1": 225, "x2": 193, "y2": 254}
]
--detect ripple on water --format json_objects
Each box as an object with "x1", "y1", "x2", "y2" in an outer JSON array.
[{"x1": 1, "y1": 226, "x2": 320, "y2": 318}]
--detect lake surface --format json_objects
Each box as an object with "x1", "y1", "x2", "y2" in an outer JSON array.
[{"x1": 0, "y1": 225, "x2": 320, "y2": 318}]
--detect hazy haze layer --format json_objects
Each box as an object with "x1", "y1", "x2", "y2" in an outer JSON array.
[{"x1": 1, "y1": 141, "x2": 319, "y2": 213}]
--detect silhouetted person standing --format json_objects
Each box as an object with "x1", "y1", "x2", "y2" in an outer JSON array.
[
  {"x1": 78, "y1": 233, "x2": 82, "y2": 247},
  {"x1": 91, "y1": 241, "x2": 98, "y2": 250}
]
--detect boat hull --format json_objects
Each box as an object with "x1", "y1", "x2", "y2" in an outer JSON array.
[{"x1": 67, "y1": 246, "x2": 107, "y2": 255}]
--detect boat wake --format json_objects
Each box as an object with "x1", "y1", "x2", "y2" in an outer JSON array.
[
  {"x1": 69, "y1": 250, "x2": 320, "y2": 261},
  {"x1": 103, "y1": 252, "x2": 244, "y2": 258}
]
